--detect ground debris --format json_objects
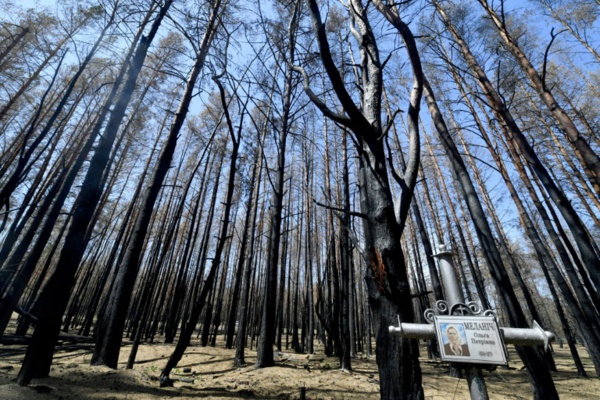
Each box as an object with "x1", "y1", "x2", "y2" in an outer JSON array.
[{"x1": 0, "y1": 342, "x2": 596, "y2": 399}]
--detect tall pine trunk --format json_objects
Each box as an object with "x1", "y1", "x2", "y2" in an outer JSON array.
[
  {"x1": 159, "y1": 67, "x2": 242, "y2": 384},
  {"x1": 255, "y1": 0, "x2": 300, "y2": 368},
  {"x1": 301, "y1": 0, "x2": 425, "y2": 397},
  {"x1": 91, "y1": 0, "x2": 222, "y2": 368},
  {"x1": 422, "y1": 72, "x2": 558, "y2": 398},
  {"x1": 15, "y1": 2, "x2": 171, "y2": 385}
]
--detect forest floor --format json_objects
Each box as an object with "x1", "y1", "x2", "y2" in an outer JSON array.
[{"x1": 1, "y1": 336, "x2": 599, "y2": 399}]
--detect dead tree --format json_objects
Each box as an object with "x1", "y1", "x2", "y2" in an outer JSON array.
[{"x1": 296, "y1": 0, "x2": 425, "y2": 397}]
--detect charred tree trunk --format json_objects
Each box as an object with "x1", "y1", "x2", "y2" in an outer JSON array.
[
  {"x1": 15, "y1": 2, "x2": 171, "y2": 385},
  {"x1": 91, "y1": 1, "x2": 221, "y2": 367},
  {"x1": 159, "y1": 66, "x2": 242, "y2": 384},
  {"x1": 255, "y1": 0, "x2": 300, "y2": 369},
  {"x1": 339, "y1": 129, "x2": 353, "y2": 370},
  {"x1": 299, "y1": 0, "x2": 425, "y2": 397},
  {"x1": 0, "y1": 9, "x2": 116, "y2": 210},
  {"x1": 233, "y1": 141, "x2": 263, "y2": 366},
  {"x1": 434, "y1": 0, "x2": 600, "y2": 295},
  {"x1": 225, "y1": 147, "x2": 259, "y2": 349},
  {"x1": 422, "y1": 72, "x2": 558, "y2": 398}
]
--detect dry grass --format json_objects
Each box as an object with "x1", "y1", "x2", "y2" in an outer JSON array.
[{"x1": 1, "y1": 337, "x2": 598, "y2": 399}]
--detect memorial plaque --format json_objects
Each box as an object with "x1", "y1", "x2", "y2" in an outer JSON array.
[{"x1": 434, "y1": 315, "x2": 508, "y2": 365}]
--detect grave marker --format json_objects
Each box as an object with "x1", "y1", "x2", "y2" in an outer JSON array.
[{"x1": 389, "y1": 244, "x2": 555, "y2": 400}]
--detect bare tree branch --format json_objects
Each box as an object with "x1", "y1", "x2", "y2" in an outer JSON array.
[
  {"x1": 313, "y1": 198, "x2": 368, "y2": 219},
  {"x1": 291, "y1": 65, "x2": 353, "y2": 128}
]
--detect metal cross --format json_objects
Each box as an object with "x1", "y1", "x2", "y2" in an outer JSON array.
[{"x1": 388, "y1": 244, "x2": 554, "y2": 400}]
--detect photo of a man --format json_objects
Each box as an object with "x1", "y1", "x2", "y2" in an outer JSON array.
[{"x1": 442, "y1": 324, "x2": 470, "y2": 357}]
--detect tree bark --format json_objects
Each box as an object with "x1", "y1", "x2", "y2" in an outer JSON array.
[
  {"x1": 476, "y1": 0, "x2": 600, "y2": 197},
  {"x1": 91, "y1": 0, "x2": 221, "y2": 368},
  {"x1": 15, "y1": 2, "x2": 171, "y2": 385},
  {"x1": 301, "y1": 0, "x2": 425, "y2": 397},
  {"x1": 255, "y1": 0, "x2": 300, "y2": 369},
  {"x1": 421, "y1": 72, "x2": 558, "y2": 398}
]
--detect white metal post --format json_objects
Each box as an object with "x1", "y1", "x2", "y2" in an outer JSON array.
[{"x1": 434, "y1": 244, "x2": 489, "y2": 400}]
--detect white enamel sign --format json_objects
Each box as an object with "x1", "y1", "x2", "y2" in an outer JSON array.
[{"x1": 434, "y1": 315, "x2": 508, "y2": 365}]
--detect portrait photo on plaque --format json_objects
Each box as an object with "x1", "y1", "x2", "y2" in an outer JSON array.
[{"x1": 434, "y1": 315, "x2": 508, "y2": 365}]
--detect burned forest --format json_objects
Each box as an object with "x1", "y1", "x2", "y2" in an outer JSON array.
[{"x1": 0, "y1": 0, "x2": 600, "y2": 399}]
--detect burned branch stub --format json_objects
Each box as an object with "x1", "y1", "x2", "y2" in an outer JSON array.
[{"x1": 390, "y1": 244, "x2": 554, "y2": 400}]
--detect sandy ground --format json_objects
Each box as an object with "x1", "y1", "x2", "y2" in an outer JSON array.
[{"x1": 1, "y1": 338, "x2": 599, "y2": 399}]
